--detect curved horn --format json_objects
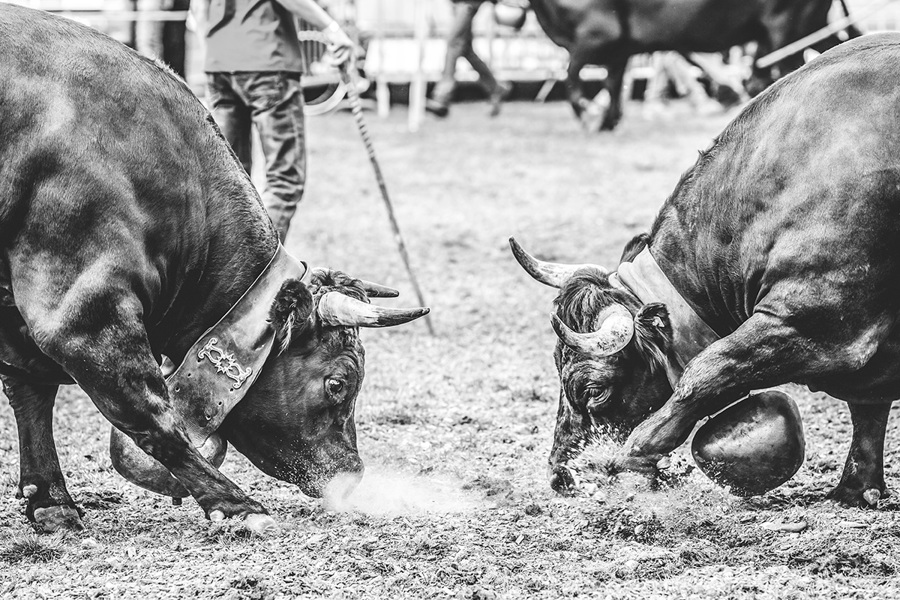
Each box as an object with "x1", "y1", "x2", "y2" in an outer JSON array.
[
  {"x1": 317, "y1": 291, "x2": 429, "y2": 328},
  {"x1": 509, "y1": 237, "x2": 606, "y2": 288},
  {"x1": 357, "y1": 279, "x2": 400, "y2": 298},
  {"x1": 550, "y1": 304, "x2": 635, "y2": 357}
]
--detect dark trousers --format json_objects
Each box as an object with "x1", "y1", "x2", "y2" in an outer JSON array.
[
  {"x1": 206, "y1": 72, "x2": 306, "y2": 242},
  {"x1": 432, "y1": 0, "x2": 499, "y2": 106}
]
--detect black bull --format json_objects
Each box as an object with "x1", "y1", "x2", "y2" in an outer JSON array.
[
  {"x1": 513, "y1": 33, "x2": 900, "y2": 507},
  {"x1": 529, "y1": 0, "x2": 860, "y2": 130},
  {"x1": 0, "y1": 5, "x2": 428, "y2": 533}
]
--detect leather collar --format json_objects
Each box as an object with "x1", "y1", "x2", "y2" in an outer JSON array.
[
  {"x1": 167, "y1": 244, "x2": 308, "y2": 447},
  {"x1": 610, "y1": 247, "x2": 719, "y2": 388}
]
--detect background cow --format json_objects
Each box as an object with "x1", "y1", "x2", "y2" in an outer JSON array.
[
  {"x1": 0, "y1": 4, "x2": 427, "y2": 534},
  {"x1": 529, "y1": 0, "x2": 860, "y2": 130},
  {"x1": 513, "y1": 33, "x2": 900, "y2": 507}
]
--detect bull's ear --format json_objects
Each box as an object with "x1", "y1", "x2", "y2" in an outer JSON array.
[
  {"x1": 619, "y1": 233, "x2": 650, "y2": 264},
  {"x1": 633, "y1": 303, "x2": 672, "y2": 373},
  {"x1": 268, "y1": 279, "x2": 314, "y2": 353}
]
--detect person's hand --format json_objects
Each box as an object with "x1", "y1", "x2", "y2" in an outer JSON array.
[{"x1": 323, "y1": 21, "x2": 354, "y2": 68}]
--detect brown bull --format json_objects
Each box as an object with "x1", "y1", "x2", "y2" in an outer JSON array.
[
  {"x1": 513, "y1": 33, "x2": 900, "y2": 506},
  {"x1": 0, "y1": 4, "x2": 428, "y2": 533},
  {"x1": 530, "y1": 0, "x2": 860, "y2": 130}
]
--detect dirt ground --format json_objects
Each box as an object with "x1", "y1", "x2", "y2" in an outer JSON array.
[{"x1": 3, "y1": 99, "x2": 900, "y2": 599}]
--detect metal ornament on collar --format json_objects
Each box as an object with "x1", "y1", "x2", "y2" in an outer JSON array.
[
  {"x1": 110, "y1": 244, "x2": 307, "y2": 497},
  {"x1": 610, "y1": 247, "x2": 720, "y2": 387}
]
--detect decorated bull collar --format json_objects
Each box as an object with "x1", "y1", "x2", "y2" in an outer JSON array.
[
  {"x1": 168, "y1": 244, "x2": 309, "y2": 447},
  {"x1": 610, "y1": 248, "x2": 720, "y2": 387}
]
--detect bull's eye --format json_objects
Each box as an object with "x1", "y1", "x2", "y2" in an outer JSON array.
[
  {"x1": 584, "y1": 387, "x2": 611, "y2": 409},
  {"x1": 326, "y1": 378, "x2": 345, "y2": 395}
]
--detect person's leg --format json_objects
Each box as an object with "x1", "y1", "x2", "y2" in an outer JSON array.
[
  {"x1": 431, "y1": 1, "x2": 481, "y2": 113},
  {"x1": 240, "y1": 72, "x2": 306, "y2": 243},
  {"x1": 206, "y1": 72, "x2": 253, "y2": 173}
]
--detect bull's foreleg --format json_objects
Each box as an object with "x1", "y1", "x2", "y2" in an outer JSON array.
[
  {"x1": 548, "y1": 392, "x2": 583, "y2": 493},
  {"x1": 2, "y1": 377, "x2": 83, "y2": 532},
  {"x1": 613, "y1": 312, "x2": 844, "y2": 476},
  {"x1": 25, "y1": 292, "x2": 276, "y2": 534},
  {"x1": 565, "y1": 54, "x2": 591, "y2": 121},
  {"x1": 827, "y1": 402, "x2": 891, "y2": 508}
]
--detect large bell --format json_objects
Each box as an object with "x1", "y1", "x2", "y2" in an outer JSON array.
[
  {"x1": 109, "y1": 427, "x2": 227, "y2": 498},
  {"x1": 691, "y1": 390, "x2": 805, "y2": 496}
]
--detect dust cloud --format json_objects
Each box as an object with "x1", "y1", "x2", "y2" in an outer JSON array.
[{"x1": 322, "y1": 468, "x2": 483, "y2": 517}]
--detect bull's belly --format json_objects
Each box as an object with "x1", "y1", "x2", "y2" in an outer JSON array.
[
  {"x1": 0, "y1": 307, "x2": 72, "y2": 386},
  {"x1": 806, "y1": 332, "x2": 900, "y2": 404}
]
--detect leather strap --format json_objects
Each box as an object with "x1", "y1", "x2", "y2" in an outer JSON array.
[
  {"x1": 166, "y1": 244, "x2": 306, "y2": 446},
  {"x1": 611, "y1": 247, "x2": 719, "y2": 387}
]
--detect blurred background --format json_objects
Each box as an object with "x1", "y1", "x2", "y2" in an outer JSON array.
[{"x1": 8, "y1": 0, "x2": 900, "y2": 127}]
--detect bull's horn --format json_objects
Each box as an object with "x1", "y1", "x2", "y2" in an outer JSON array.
[
  {"x1": 509, "y1": 237, "x2": 606, "y2": 288},
  {"x1": 550, "y1": 304, "x2": 634, "y2": 357},
  {"x1": 317, "y1": 291, "x2": 429, "y2": 327},
  {"x1": 357, "y1": 279, "x2": 400, "y2": 298}
]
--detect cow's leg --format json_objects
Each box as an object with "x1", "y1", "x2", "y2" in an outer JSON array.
[
  {"x1": 827, "y1": 402, "x2": 891, "y2": 507},
  {"x1": 599, "y1": 55, "x2": 628, "y2": 131},
  {"x1": 614, "y1": 312, "x2": 862, "y2": 476},
  {"x1": 26, "y1": 292, "x2": 275, "y2": 532},
  {"x1": 564, "y1": 52, "x2": 590, "y2": 121},
  {"x1": 2, "y1": 376, "x2": 82, "y2": 532}
]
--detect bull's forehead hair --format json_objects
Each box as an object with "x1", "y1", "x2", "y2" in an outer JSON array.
[{"x1": 553, "y1": 269, "x2": 635, "y2": 333}]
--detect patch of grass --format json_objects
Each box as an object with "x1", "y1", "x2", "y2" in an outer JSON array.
[{"x1": 0, "y1": 534, "x2": 65, "y2": 564}]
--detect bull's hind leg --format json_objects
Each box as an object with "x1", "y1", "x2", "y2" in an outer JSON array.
[
  {"x1": 21, "y1": 287, "x2": 276, "y2": 533},
  {"x1": 827, "y1": 402, "x2": 891, "y2": 508},
  {"x1": 599, "y1": 55, "x2": 628, "y2": 131},
  {"x1": 2, "y1": 376, "x2": 82, "y2": 532}
]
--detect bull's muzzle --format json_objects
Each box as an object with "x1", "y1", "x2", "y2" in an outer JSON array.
[{"x1": 109, "y1": 428, "x2": 227, "y2": 498}]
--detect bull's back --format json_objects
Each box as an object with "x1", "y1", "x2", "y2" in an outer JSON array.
[
  {"x1": 0, "y1": 4, "x2": 240, "y2": 246},
  {"x1": 653, "y1": 34, "x2": 900, "y2": 333},
  {"x1": 531, "y1": 0, "x2": 788, "y2": 52}
]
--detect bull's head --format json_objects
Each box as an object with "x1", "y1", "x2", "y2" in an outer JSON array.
[
  {"x1": 510, "y1": 238, "x2": 673, "y2": 492},
  {"x1": 111, "y1": 267, "x2": 427, "y2": 501},
  {"x1": 219, "y1": 268, "x2": 427, "y2": 498}
]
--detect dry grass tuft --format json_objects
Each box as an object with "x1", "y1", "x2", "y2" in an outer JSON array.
[{"x1": 0, "y1": 533, "x2": 65, "y2": 564}]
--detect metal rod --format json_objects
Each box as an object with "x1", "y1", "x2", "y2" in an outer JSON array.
[
  {"x1": 755, "y1": 0, "x2": 893, "y2": 69},
  {"x1": 340, "y1": 64, "x2": 436, "y2": 335}
]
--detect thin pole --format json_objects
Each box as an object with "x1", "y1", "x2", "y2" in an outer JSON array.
[
  {"x1": 340, "y1": 64, "x2": 436, "y2": 335},
  {"x1": 409, "y1": 0, "x2": 427, "y2": 132},
  {"x1": 756, "y1": 0, "x2": 893, "y2": 69}
]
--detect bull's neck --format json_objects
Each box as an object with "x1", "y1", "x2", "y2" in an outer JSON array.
[
  {"x1": 160, "y1": 176, "x2": 281, "y2": 363},
  {"x1": 612, "y1": 247, "x2": 720, "y2": 387}
]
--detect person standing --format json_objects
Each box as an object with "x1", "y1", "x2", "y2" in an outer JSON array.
[
  {"x1": 428, "y1": 0, "x2": 511, "y2": 118},
  {"x1": 191, "y1": 0, "x2": 354, "y2": 242}
]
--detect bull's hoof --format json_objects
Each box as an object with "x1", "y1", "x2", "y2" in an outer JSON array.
[
  {"x1": 599, "y1": 112, "x2": 622, "y2": 131},
  {"x1": 827, "y1": 484, "x2": 889, "y2": 508},
  {"x1": 243, "y1": 513, "x2": 280, "y2": 536},
  {"x1": 31, "y1": 505, "x2": 84, "y2": 533},
  {"x1": 579, "y1": 91, "x2": 611, "y2": 132},
  {"x1": 549, "y1": 467, "x2": 575, "y2": 493}
]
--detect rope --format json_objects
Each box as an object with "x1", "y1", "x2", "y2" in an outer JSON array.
[{"x1": 340, "y1": 63, "x2": 436, "y2": 335}]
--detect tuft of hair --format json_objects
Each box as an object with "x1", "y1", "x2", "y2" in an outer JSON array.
[
  {"x1": 633, "y1": 303, "x2": 672, "y2": 373},
  {"x1": 307, "y1": 269, "x2": 369, "y2": 302},
  {"x1": 554, "y1": 269, "x2": 636, "y2": 333},
  {"x1": 269, "y1": 279, "x2": 314, "y2": 353}
]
